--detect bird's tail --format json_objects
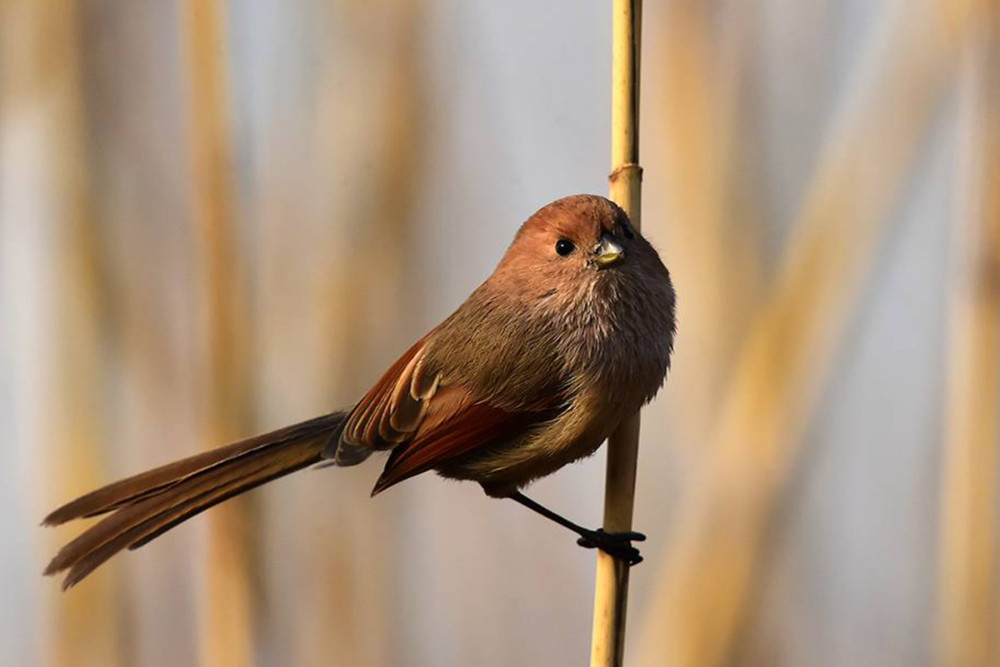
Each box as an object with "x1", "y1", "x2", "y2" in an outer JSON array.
[{"x1": 43, "y1": 411, "x2": 347, "y2": 589}]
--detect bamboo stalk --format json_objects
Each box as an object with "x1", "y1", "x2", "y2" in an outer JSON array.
[
  {"x1": 591, "y1": 1, "x2": 642, "y2": 665},
  {"x1": 180, "y1": 1, "x2": 255, "y2": 665},
  {"x1": 937, "y1": 7, "x2": 1000, "y2": 665}
]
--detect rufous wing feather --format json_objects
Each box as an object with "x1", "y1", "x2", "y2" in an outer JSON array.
[
  {"x1": 326, "y1": 337, "x2": 431, "y2": 464},
  {"x1": 326, "y1": 336, "x2": 564, "y2": 495},
  {"x1": 370, "y1": 380, "x2": 565, "y2": 494}
]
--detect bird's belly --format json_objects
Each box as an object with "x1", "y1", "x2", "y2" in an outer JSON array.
[
  {"x1": 436, "y1": 430, "x2": 607, "y2": 497},
  {"x1": 433, "y1": 392, "x2": 623, "y2": 496}
]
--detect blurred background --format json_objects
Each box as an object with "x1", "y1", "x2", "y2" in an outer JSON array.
[{"x1": 2, "y1": 0, "x2": 998, "y2": 665}]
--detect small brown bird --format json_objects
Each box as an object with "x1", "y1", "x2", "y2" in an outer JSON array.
[{"x1": 43, "y1": 194, "x2": 676, "y2": 589}]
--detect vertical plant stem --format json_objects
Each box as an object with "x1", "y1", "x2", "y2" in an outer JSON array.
[
  {"x1": 635, "y1": 2, "x2": 983, "y2": 665},
  {"x1": 298, "y1": 2, "x2": 425, "y2": 664},
  {"x1": 1, "y1": 1, "x2": 123, "y2": 664},
  {"x1": 180, "y1": 1, "x2": 255, "y2": 665},
  {"x1": 591, "y1": 1, "x2": 642, "y2": 665},
  {"x1": 938, "y1": 6, "x2": 1000, "y2": 665},
  {"x1": 656, "y1": 1, "x2": 762, "y2": 456}
]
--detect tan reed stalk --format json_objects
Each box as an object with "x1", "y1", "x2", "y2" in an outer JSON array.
[
  {"x1": 635, "y1": 1, "x2": 985, "y2": 665},
  {"x1": 299, "y1": 3, "x2": 425, "y2": 664},
  {"x1": 1, "y1": 2, "x2": 124, "y2": 664},
  {"x1": 591, "y1": 1, "x2": 643, "y2": 665},
  {"x1": 937, "y1": 7, "x2": 1000, "y2": 665},
  {"x1": 656, "y1": 1, "x2": 762, "y2": 454},
  {"x1": 180, "y1": 1, "x2": 255, "y2": 665}
]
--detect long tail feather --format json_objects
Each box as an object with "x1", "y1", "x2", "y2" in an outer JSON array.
[{"x1": 43, "y1": 412, "x2": 347, "y2": 588}]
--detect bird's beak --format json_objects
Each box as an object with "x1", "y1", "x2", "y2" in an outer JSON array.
[{"x1": 594, "y1": 236, "x2": 625, "y2": 268}]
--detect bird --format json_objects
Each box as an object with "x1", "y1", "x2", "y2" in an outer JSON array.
[{"x1": 43, "y1": 194, "x2": 676, "y2": 589}]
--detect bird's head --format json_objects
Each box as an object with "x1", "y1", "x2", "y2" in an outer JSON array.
[{"x1": 494, "y1": 194, "x2": 666, "y2": 305}]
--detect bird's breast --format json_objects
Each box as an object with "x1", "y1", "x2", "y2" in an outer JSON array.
[{"x1": 562, "y1": 277, "x2": 674, "y2": 412}]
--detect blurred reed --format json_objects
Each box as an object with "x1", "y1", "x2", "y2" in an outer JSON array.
[
  {"x1": 937, "y1": 5, "x2": 1000, "y2": 665},
  {"x1": 653, "y1": 0, "x2": 763, "y2": 458},
  {"x1": 2, "y1": 2, "x2": 126, "y2": 665},
  {"x1": 290, "y1": 1, "x2": 425, "y2": 664},
  {"x1": 636, "y1": 1, "x2": 981, "y2": 665},
  {"x1": 180, "y1": 1, "x2": 256, "y2": 665}
]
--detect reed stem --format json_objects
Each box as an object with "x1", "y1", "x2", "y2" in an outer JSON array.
[
  {"x1": 590, "y1": 2, "x2": 642, "y2": 665},
  {"x1": 181, "y1": 1, "x2": 255, "y2": 665},
  {"x1": 937, "y1": 9, "x2": 1000, "y2": 664}
]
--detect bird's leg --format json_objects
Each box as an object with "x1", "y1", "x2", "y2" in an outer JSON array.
[{"x1": 506, "y1": 491, "x2": 645, "y2": 565}]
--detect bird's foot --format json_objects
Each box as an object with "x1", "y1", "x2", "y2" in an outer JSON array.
[{"x1": 576, "y1": 528, "x2": 645, "y2": 566}]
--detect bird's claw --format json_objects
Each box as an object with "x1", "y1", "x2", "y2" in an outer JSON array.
[{"x1": 576, "y1": 528, "x2": 645, "y2": 566}]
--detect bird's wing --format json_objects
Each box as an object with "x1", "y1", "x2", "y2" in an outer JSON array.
[
  {"x1": 339, "y1": 337, "x2": 437, "y2": 450},
  {"x1": 334, "y1": 337, "x2": 564, "y2": 493},
  {"x1": 371, "y1": 383, "x2": 555, "y2": 493}
]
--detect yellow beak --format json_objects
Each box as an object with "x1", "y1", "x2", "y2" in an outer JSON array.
[{"x1": 594, "y1": 237, "x2": 625, "y2": 268}]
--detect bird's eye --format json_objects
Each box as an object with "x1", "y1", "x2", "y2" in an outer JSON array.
[
  {"x1": 555, "y1": 239, "x2": 576, "y2": 256},
  {"x1": 621, "y1": 222, "x2": 635, "y2": 240}
]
